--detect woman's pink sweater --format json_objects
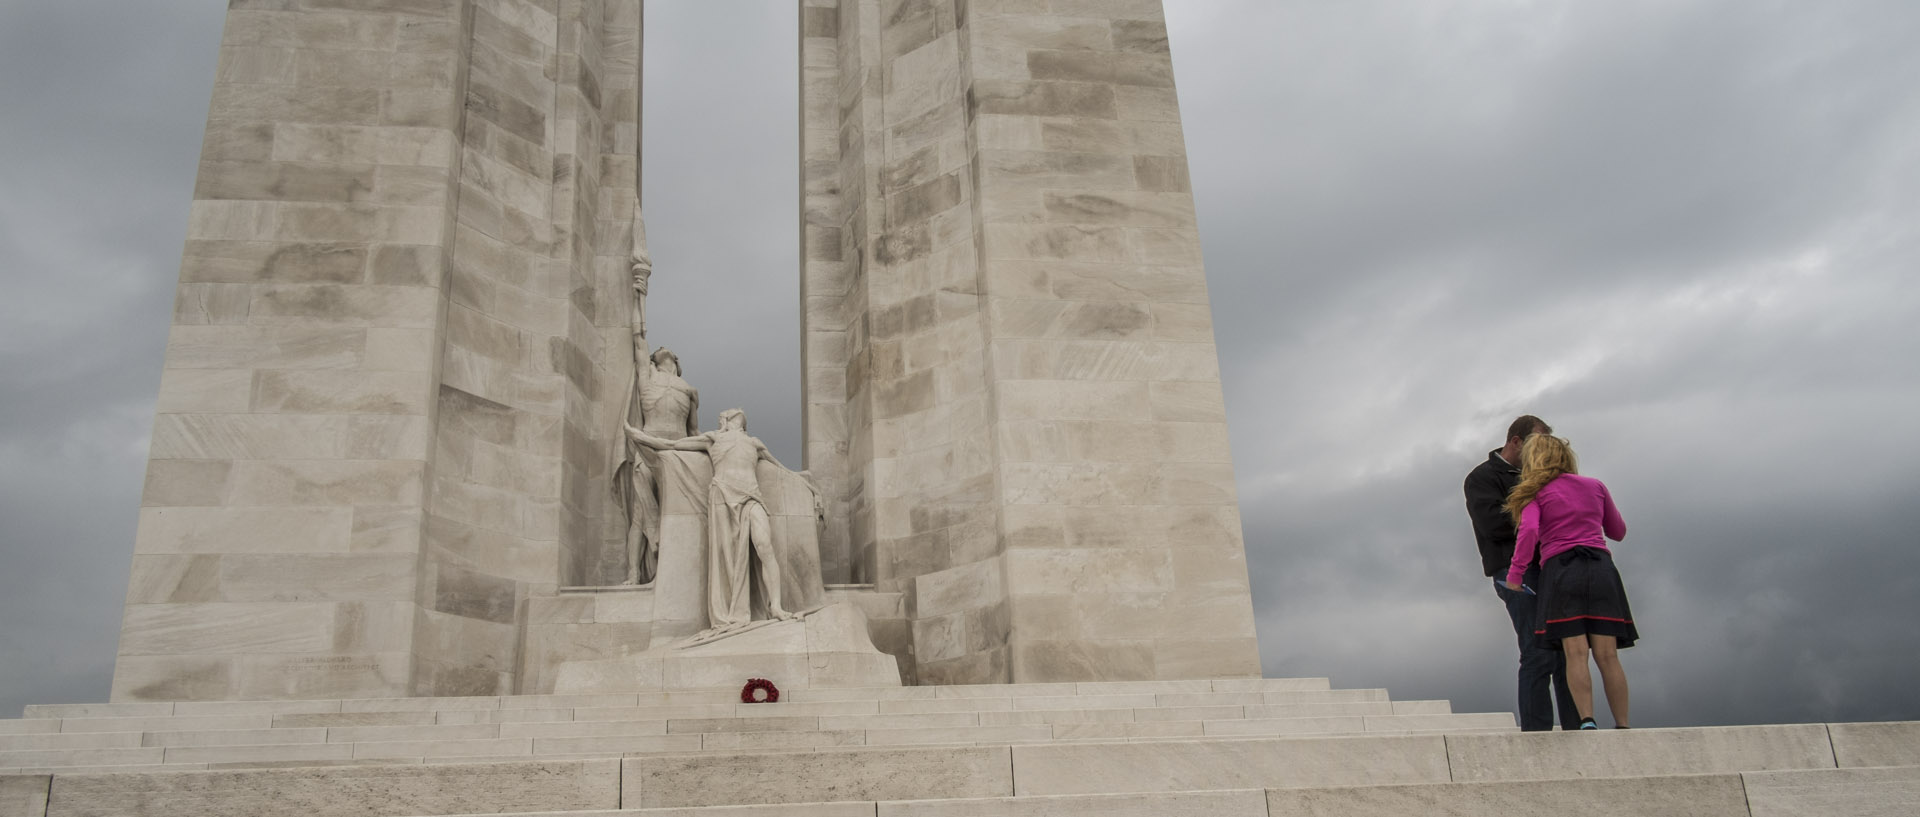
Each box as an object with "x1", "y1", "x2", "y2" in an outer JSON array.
[{"x1": 1507, "y1": 473, "x2": 1627, "y2": 586}]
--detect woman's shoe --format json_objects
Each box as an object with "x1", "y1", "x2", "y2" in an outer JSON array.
[{"x1": 1578, "y1": 717, "x2": 1598, "y2": 730}]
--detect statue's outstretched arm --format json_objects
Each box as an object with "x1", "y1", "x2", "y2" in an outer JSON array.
[
  {"x1": 626, "y1": 424, "x2": 708, "y2": 452},
  {"x1": 754, "y1": 439, "x2": 793, "y2": 472}
]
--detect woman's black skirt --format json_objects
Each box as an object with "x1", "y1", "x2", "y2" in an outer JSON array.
[{"x1": 1534, "y1": 545, "x2": 1639, "y2": 649}]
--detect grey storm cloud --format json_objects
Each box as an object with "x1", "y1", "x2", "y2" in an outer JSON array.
[{"x1": 3, "y1": 1, "x2": 1918, "y2": 728}]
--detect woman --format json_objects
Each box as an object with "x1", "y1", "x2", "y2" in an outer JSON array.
[{"x1": 1504, "y1": 434, "x2": 1636, "y2": 729}]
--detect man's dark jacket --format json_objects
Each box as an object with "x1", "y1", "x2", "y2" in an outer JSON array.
[{"x1": 1464, "y1": 450, "x2": 1526, "y2": 578}]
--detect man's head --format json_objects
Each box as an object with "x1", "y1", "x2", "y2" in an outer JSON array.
[
  {"x1": 1500, "y1": 415, "x2": 1551, "y2": 463},
  {"x1": 719, "y1": 408, "x2": 746, "y2": 431},
  {"x1": 652, "y1": 347, "x2": 681, "y2": 376}
]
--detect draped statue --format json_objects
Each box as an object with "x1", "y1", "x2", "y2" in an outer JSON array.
[
  {"x1": 612, "y1": 210, "x2": 700, "y2": 586},
  {"x1": 627, "y1": 409, "x2": 818, "y2": 633}
]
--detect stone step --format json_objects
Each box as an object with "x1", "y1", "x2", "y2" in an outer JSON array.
[
  {"x1": 7, "y1": 724, "x2": 1911, "y2": 816},
  {"x1": 0, "y1": 697, "x2": 1450, "y2": 753},
  {"x1": 398, "y1": 765, "x2": 1920, "y2": 817},
  {"x1": 0, "y1": 711, "x2": 1518, "y2": 772},
  {"x1": 15, "y1": 678, "x2": 1338, "y2": 720}
]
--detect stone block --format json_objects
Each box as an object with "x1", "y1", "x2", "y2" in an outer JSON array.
[
  {"x1": 196, "y1": 161, "x2": 374, "y2": 203},
  {"x1": 1827, "y1": 721, "x2": 1920, "y2": 767},
  {"x1": 698, "y1": 731, "x2": 867, "y2": 752},
  {"x1": 163, "y1": 743, "x2": 355, "y2": 765},
  {"x1": 880, "y1": 789, "x2": 1268, "y2": 816},
  {"x1": 533, "y1": 735, "x2": 702, "y2": 756},
  {"x1": 1201, "y1": 716, "x2": 1364, "y2": 737},
  {"x1": 976, "y1": 708, "x2": 1131, "y2": 726},
  {"x1": 107, "y1": 656, "x2": 238, "y2": 702},
  {"x1": 1006, "y1": 550, "x2": 1171, "y2": 595},
  {"x1": 274, "y1": 712, "x2": 435, "y2": 728},
  {"x1": 180, "y1": 240, "x2": 367, "y2": 285},
  {"x1": 0, "y1": 748, "x2": 161, "y2": 769},
  {"x1": 1057, "y1": 721, "x2": 1203, "y2": 740},
  {"x1": 0, "y1": 776, "x2": 48, "y2": 817},
  {"x1": 1049, "y1": 0, "x2": 1165, "y2": 21},
  {"x1": 42, "y1": 759, "x2": 619, "y2": 817},
  {"x1": 864, "y1": 724, "x2": 1053, "y2": 746},
  {"x1": 973, "y1": 16, "x2": 1113, "y2": 52},
  {"x1": 876, "y1": 698, "x2": 1013, "y2": 715},
  {"x1": 0, "y1": 735, "x2": 141, "y2": 753},
  {"x1": 225, "y1": 460, "x2": 426, "y2": 506},
  {"x1": 1365, "y1": 713, "x2": 1514, "y2": 732},
  {"x1": 217, "y1": 554, "x2": 414, "y2": 602},
  {"x1": 624, "y1": 746, "x2": 1013, "y2": 808},
  {"x1": 324, "y1": 724, "x2": 498, "y2": 744},
  {"x1": 1743, "y1": 765, "x2": 1920, "y2": 817},
  {"x1": 271, "y1": 124, "x2": 455, "y2": 167},
  {"x1": 1132, "y1": 705, "x2": 1242, "y2": 722},
  {"x1": 154, "y1": 369, "x2": 254, "y2": 414},
  {"x1": 1444, "y1": 725, "x2": 1836, "y2": 782},
  {"x1": 665, "y1": 717, "x2": 819, "y2": 735},
  {"x1": 1012, "y1": 735, "x2": 1450, "y2": 795},
  {"x1": 549, "y1": 806, "x2": 870, "y2": 817},
  {"x1": 151, "y1": 413, "x2": 345, "y2": 460},
  {"x1": 352, "y1": 738, "x2": 532, "y2": 759},
  {"x1": 165, "y1": 325, "x2": 364, "y2": 370},
  {"x1": 119, "y1": 603, "x2": 334, "y2": 656},
  {"x1": 1265, "y1": 774, "x2": 1751, "y2": 817},
  {"x1": 142, "y1": 728, "x2": 327, "y2": 748}
]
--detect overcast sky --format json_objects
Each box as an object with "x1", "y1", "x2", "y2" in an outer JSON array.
[{"x1": 3, "y1": 1, "x2": 1917, "y2": 728}]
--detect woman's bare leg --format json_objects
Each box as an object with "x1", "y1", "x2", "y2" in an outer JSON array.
[
  {"x1": 1561, "y1": 635, "x2": 1594, "y2": 722},
  {"x1": 1589, "y1": 635, "x2": 1630, "y2": 727}
]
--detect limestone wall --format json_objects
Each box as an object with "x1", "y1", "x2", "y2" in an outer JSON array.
[
  {"x1": 114, "y1": 0, "x2": 645, "y2": 702},
  {"x1": 115, "y1": 0, "x2": 474, "y2": 702},
  {"x1": 800, "y1": 0, "x2": 1261, "y2": 683}
]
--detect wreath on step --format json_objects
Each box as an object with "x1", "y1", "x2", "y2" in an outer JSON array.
[{"x1": 741, "y1": 678, "x2": 780, "y2": 704}]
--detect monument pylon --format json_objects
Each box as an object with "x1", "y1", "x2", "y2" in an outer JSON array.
[{"x1": 112, "y1": 0, "x2": 1257, "y2": 702}]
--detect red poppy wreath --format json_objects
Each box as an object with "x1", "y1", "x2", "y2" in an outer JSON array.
[{"x1": 740, "y1": 678, "x2": 780, "y2": 704}]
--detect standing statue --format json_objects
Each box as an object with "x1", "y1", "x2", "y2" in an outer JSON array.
[
  {"x1": 627, "y1": 409, "x2": 810, "y2": 633},
  {"x1": 611, "y1": 210, "x2": 700, "y2": 585}
]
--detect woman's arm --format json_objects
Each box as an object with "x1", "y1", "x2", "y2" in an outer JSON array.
[
  {"x1": 1601, "y1": 482, "x2": 1626, "y2": 542},
  {"x1": 1507, "y1": 502, "x2": 1542, "y2": 587}
]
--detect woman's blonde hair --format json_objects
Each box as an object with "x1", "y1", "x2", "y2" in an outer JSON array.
[{"x1": 1505, "y1": 434, "x2": 1579, "y2": 525}]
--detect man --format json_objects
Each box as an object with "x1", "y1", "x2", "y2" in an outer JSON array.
[
  {"x1": 1465, "y1": 415, "x2": 1580, "y2": 731},
  {"x1": 628, "y1": 408, "x2": 804, "y2": 633}
]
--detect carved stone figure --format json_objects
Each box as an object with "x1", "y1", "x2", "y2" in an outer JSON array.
[
  {"x1": 627, "y1": 409, "x2": 815, "y2": 633},
  {"x1": 611, "y1": 212, "x2": 700, "y2": 586}
]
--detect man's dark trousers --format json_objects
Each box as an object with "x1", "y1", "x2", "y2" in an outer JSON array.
[{"x1": 1496, "y1": 565, "x2": 1579, "y2": 731}]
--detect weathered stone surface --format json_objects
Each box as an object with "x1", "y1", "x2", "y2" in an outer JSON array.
[
  {"x1": 881, "y1": 789, "x2": 1268, "y2": 816},
  {"x1": 1013, "y1": 735, "x2": 1450, "y2": 795},
  {"x1": 1265, "y1": 774, "x2": 1751, "y2": 817},
  {"x1": 0, "y1": 776, "x2": 49, "y2": 817},
  {"x1": 1743, "y1": 765, "x2": 1920, "y2": 817},
  {"x1": 625, "y1": 746, "x2": 1013, "y2": 808},
  {"x1": 42, "y1": 760, "x2": 618, "y2": 817},
  {"x1": 1444, "y1": 725, "x2": 1837, "y2": 782},
  {"x1": 1827, "y1": 721, "x2": 1920, "y2": 767},
  {"x1": 552, "y1": 603, "x2": 900, "y2": 694}
]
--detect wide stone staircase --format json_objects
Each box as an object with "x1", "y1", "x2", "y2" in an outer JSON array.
[{"x1": 1, "y1": 678, "x2": 1914, "y2": 816}]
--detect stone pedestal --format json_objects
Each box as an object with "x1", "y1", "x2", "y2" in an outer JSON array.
[{"x1": 552, "y1": 602, "x2": 901, "y2": 693}]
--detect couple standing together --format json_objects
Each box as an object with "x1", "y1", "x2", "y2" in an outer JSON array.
[{"x1": 1466, "y1": 416, "x2": 1637, "y2": 731}]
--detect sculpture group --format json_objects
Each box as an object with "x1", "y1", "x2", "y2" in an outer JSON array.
[{"x1": 610, "y1": 216, "x2": 820, "y2": 635}]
